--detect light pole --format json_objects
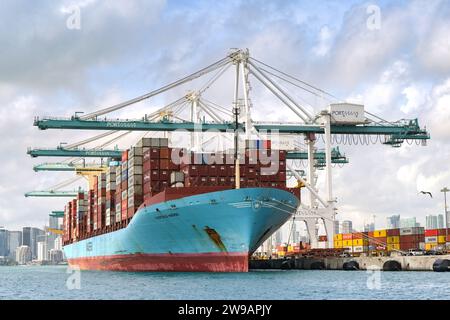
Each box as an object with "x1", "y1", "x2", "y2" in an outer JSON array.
[{"x1": 441, "y1": 187, "x2": 449, "y2": 248}]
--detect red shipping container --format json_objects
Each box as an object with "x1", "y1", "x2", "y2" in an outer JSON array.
[
  {"x1": 143, "y1": 171, "x2": 151, "y2": 183},
  {"x1": 400, "y1": 234, "x2": 424, "y2": 243},
  {"x1": 150, "y1": 148, "x2": 160, "y2": 159},
  {"x1": 151, "y1": 180, "x2": 161, "y2": 191},
  {"x1": 342, "y1": 233, "x2": 352, "y2": 240},
  {"x1": 278, "y1": 171, "x2": 286, "y2": 183},
  {"x1": 160, "y1": 147, "x2": 170, "y2": 159},
  {"x1": 247, "y1": 179, "x2": 256, "y2": 187},
  {"x1": 160, "y1": 159, "x2": 170, "y2": 170},
  {"x1": 122, "y1": 150, "x2": 128, "y2": 162},
  {"x1": 425, "y1": 229, "x2": 438, "y2": 237},
  {"x1": 143, "y1": 149, "x2": 151, "y2": 161},
  {"x1": 160, "y1": 181, "x2": 168, "y2": 190},
  {"x1": 169, "y1": 160, "x2": 179, "y2": 170},
  {"x1": 218, "y1": 177, "x2": 227, "y2": 186},
  {"x1": 217, "y1": 166, "x2": 227, "y2": 177},
  {"x1": 208, "y1": 165, "x2": 217, "y2": 176},
  {"x1": 208, "y1": 177, "x2": 218, "y2": 185},
  {"x1": 143, "y1": 181, "x2": 152, "y2": 195},
  {"x1": 247, "y1": 167, "x2": 257, "y2": 179},
  {"x1": 438, "y1": 228, "x2": 447, "y2": 236},
  {"x1": 143, "y1": 161, "x2": 151, "y2": 172},
  {"x1": 151, "y1": 169, "x2": 160, "y2": 180},
  {"x1": 279, "y1": 150, "x2": 286, "y2": 161},
  {"x1": 160, "y1": 170, "x2": 169, "y2": 181},
  {"x1": 387, "y1": 229, "x2": 400, "y2": 236},
  {"x1": 196, "y1": 165, "x2": 206, "y2": 176}
]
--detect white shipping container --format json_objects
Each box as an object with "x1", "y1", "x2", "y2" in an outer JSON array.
[
  {"x1": 115, "y1": 165, "x2": 122, "y2": 176},
  {"x1": 121, "y1": 162, "x2": 128, "y2": 171},
  {"x1": 106, "y1": 182, "x2": 116, "y2": 191},
  {"x1": 115, "y1": 211, "x2": 121, "y2": 222},
  {"x1": 400, "y1": 227, "x2": 424, "y2": 235},
  {"x1": 352, "y1": 246, "x2": 365, "y2": 253},
  {"x1": 128, "y1": 185, "x2": 143, "y2": 196},
  {"x1": 128, "y1": 157, "x2": 143, "y2": 167},
  {"x1": 425, "y1": 236, "x2": 438, "y2": 243},
  {"x1": 121, "y1": 190, "x2": 128, "y2": 200},
  {"x1": 128, "y1": 174, "x2": 143, "y2": 186},
  {"x1": 129, "y1": 147, "x2": 143, "y2": 157},
  {"x1": 116, "y1": 202, "x2": 121, "y2": 212},
  {"x1": 129, "y1": 165, "x2": 143, "y2": 175},
  {"x1": 328, "y1": 103, "x2": 365, "y2": 124},
  {"x1": 159, "y1": 138, "x2": 169, "y2": 147},
  {"x1": 136, "y1": 138, "x2": 152, "y2": 148},
  {"x1": 105, "y1": 214, "x2": 110, "y2": 226}
]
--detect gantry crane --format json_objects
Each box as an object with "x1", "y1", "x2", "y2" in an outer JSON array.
[{"x1": 27, "y1": 49, "x2": 429, "y2": 249}]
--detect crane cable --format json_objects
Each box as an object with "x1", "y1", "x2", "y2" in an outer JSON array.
[{"x1": 80, "y1": 57, "x2": 231, "y2": 120}]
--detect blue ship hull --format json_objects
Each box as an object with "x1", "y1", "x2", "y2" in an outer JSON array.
[{"x1": 63, "y1": 187, "x2": 299, "y2": 272}]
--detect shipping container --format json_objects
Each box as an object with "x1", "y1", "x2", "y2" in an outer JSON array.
[
  {"x1": 387, "y1": 229, "x2": 400, "y2": 236},
  {"x1": 334, "y1": 234, "x2": 343, "y2": 241},
  {"x1": 399, "y1": 227, "x2": 424, "y2": 235},
  {"x1": 387, "y1": 236, "x2": 400, "y2": 244},
  {"x1": 333, "y1": 240, "x2": 343, "y2": 248},
  {"x1": 425, "y1": 229, "x2": 438, "y2": 237},
  {"x1": 373, "y1": 230, "x2": 387, "y2": 238},
  {"x1": 425, "y1": 236, "x2": 438, "y2": 243},
  {"x1": 342, "y1": 233, "x2": 352, "y2": 240}
]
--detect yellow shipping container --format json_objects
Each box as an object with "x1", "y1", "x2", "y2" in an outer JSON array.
[
  {"x1": 278, "y1": 251, "x2": 286, "y2": 257},
  {"x1": 438, "y1": 236, "x2": 446, "y2": 244},
  {"x1": 387, "y1": 243, "x2": 400, "y2": 251},
  {"x1": 352, "y1": 239, "x2": 369, "y2": 246},
  {"x1": 387, "y1": 236, "x2": 400, "y2": 244},
  {"x1": 425, "y1": 243, "x2": 437, "y2": 251},
  {"x1": 334, "y1": 234, "x2": 343, "y2": 241},
  {"x1": 343, "y1": 240, "x2": 353, "y2": 246},
  {"x1": 287, "y1": 245, "x2": 294, "y2": 252},
  {"x1": 374, "y1": 230, "x2": 387, "y2": 238},
  {"x1": 334, "y1": 240, "x2": 343, "y2": 248}
]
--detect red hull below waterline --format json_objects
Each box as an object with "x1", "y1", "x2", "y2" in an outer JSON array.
[{"x1": 67, "y1": 252, "x2": 249, "y2": 272}]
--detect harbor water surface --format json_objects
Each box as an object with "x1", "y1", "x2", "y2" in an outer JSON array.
[{"x1": 1, "y1": 266, "x2": 449, "y2": 300}]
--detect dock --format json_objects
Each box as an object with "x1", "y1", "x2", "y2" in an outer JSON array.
[{"x1": 250, "y1": 254, "x2": 450, "y2": 272}]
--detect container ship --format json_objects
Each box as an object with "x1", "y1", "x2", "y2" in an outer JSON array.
[{"x1": 62, "y1": 138, "x2": 301, "y2": 272}]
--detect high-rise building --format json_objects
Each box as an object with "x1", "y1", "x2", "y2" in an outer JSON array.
[
  {"x1": 334, "y1": 220, "x2": 340, "y2": 235},
  {"x1": 400, "y1": 217, "x2": 420, "y2": 228},
  {"x1": 275, "y1": 229, "x2": 283, "y2": 245},
  {"x1": 7, "y1": 231, "x2": 22, "y2": 260},
  {"x1": 49, "y1": 249, "x2": 64, "y2": 264},
  {"x1": 426, "y1": 215, "x2": 438, "y2": 229},
  {"x1": 437, "y1": 214, "x2": 445, "y2": 229},
  {"x1": 37, "y1": 241, "x2": 48, "y2": 261},
  {"x1": 15, "y1": 246, "x2": 32, "y2": 265},
  {"x1": 22, "y1": 227, "x2": 45, "y2": 259},
  {"x1": 386, "y1": 215, "x2": 400, "y2": 229},
  {"x1": 364, "y1": 223, "x2": 375, "y2": 232},
  {"x1": 0, "y1": 229, "x2": 8, "y2": 257},
  {"x1": 341, "y1": 221, "x2": 353, "y2": 234},
  {"x1": 47, "y1": 216, "x2": 61, "y2": 251},
  {"x1": 426, "y1": 214, "x2": 445, "y2": 229}
]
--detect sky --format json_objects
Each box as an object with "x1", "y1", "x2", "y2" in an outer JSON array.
[{"x1": 0, "y1": 0, "x2": 449, "y2": 231}]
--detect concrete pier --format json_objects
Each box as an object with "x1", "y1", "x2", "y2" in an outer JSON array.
[{"x1": 250, "y1": 254, "x2": 450, "y2": 271}]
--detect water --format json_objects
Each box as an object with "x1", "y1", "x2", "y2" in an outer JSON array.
[{"x1": 0, "y1": 266, "x2": 449, "y2": 300}]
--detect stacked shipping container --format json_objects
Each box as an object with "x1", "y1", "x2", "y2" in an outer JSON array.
[{"x1": 63, "y1": 138, "x2": 295, "y2": 245}]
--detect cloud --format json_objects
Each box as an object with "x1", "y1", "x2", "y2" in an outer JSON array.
[{"x1": 1, "y1": 0, "x2": 449, "y2": 234}]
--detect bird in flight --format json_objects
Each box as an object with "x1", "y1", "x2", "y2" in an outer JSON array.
[{"x1": 419, "y1": 191, "x2": 433, "y2": 198}]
